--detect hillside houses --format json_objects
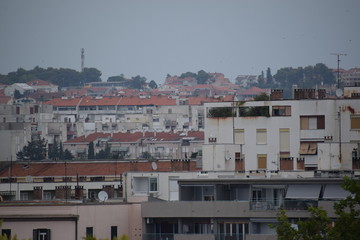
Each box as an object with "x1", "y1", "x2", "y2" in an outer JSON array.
[
  {"x1": 0, "y1": 93, "x2": 231, "y2": 161},
  {"x1": 63, "y1": 131, "x2": 204, "y2": 160}
]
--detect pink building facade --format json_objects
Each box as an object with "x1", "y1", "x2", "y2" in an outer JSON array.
[{"x1": 0, "y1": 202, "x2": 142, "y2": 240}]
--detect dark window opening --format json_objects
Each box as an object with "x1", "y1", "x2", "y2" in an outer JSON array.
[
  {"x1": 111, "y1": 226, "x2": 117, "y2": 240},
  {"x1": 86, "y1": 227, "x2": 93, "y2": 237},
  {"x1": 239, "y1": 106, "x2": 270, "y2": 117}
]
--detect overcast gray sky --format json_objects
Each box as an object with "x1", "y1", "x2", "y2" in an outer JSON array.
[{"x1": 0, "y1": 0, "x2": 359, "y2": 83}]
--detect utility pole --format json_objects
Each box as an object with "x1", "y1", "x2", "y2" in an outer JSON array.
[
  {"x1": 330, "y1": 53, "x2": 347, "y2": 88},
  {"x1": 80, "y1": 48, "x2": 85, "y2": 87},
  {"x1": 81, "y1": 48, "x2": 85, "y2": 73}
]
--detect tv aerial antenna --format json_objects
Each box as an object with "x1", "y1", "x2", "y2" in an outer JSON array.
[{"x1": 330, "y1": 53, "x2": 347, "y2": 90}]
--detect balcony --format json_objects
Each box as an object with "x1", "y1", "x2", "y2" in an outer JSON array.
[{"x1": 249, "y1": 199, "x2": 317, "y2": 211}]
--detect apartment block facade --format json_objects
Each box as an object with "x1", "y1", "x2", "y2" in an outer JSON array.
[{"x1": 202, "y1": 97, "x2": 360, "y2": 174}]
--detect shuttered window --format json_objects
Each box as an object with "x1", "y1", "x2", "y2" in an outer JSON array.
[
  {"x1": 299, "y1": 142, "x2": 318, "y2": 155},
  {"x1": 234, "y1": 129, "x2": 245, "y2": 144},
  {"x1": 257, "y1": 154, "x2": 267, "y2": 169},
  {"x1": 279, "y1": 128, "x2": 290, "y2": 152},
  {"x1": 351, "y1": 115, "x2": 360, "y2": 129},
  {"x1": 256, "y1": 129, "x2": 267, "y2": 145},
  {"x1": 300, "y1": 116, "x2": 325, "y2": 129}
]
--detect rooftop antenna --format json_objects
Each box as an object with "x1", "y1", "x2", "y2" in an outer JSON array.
[
  {"x1": 81, "y1": 48, "x2": 85, "y2": 72},
  {"x1": 330, "y1": 53, "x2": 347, "y2": 89}
]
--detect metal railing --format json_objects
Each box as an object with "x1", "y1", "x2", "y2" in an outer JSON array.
[{"x1": 250, "y1": 199, "x2": 318, "y2": 211}]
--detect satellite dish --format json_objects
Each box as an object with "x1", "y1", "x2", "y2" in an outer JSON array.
[
  {"x1": 98, "y1": 191, "x2": 108, "y2": 202},
  {"x1": 335, "y1": 89, "x2": 343, "y2": 97},
  {"x1": 225, "y1": 151, "x2": 231, "y2": 161},
  {"x1": 151, "y1": 162, "x2": 158, "y2": 170},
  {"x1": 25, "y1": 175, "x2": 33, "y2": 183}
]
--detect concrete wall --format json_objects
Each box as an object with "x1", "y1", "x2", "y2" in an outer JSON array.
[
  {"x1": 0, "y1": 203, "x2": 142, "y2": 240},
  {"x1": 175, "y1": 234, "x2": 215, "y2": 240},
  {"x1": 203, "y1": 99, "x2": 360, "y2": 172}
]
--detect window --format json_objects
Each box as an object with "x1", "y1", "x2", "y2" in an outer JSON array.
[
  {"x1": 272, "y1": 105, "x2": 291, "y2": 116},
  {"x1": 239, "y1": 106, "x2": 270, "y2": 117},
  {"x1": 257, "y1": 154, "x2": 267, "y2": 169},
  {"x1": 33, "y1": 229, "x2": 51, "y2": 240},
  {"x1": 235, "y1": 152, "x2": 245, "y2": 171},
  {"x1": 86, "y1": 227, "x2": 93, "y2": 238},
  {"x1": 234, "y1": 129, "x2": 245, "y2": 144},
  {"x1": 111, "y1": 226, "x2": 117, "y2": 240},
  {"x1": 351, "y1": 115, "x2": 360, "y2": 129},
  {"x1": 252, "y1": 189, "x2": 263, "y2": 201},
  {"x1": 256, "y1": 129, "x2": 267, "y2": 145},
  {"x1": 279, "y1": 128, "x2": 290, "y2": 152},
  {"x1": 207, "y1": 107, "x2": 234, "y2": 117},
  {"x1": 300, "y1": 116, "x2": 325, "y2": 129},
  {"x1": 299, "y1": 142, "x2": 318, "y2": 155},
  {"x1": 149, "y1": 177, "x2": 158, "y2": 192},
  {"x1": 20, "y1": 191, "x2": 29, "y2": 200},
  {"x1": 2, "y1": 229, "x2": 11, "y2": 239}
]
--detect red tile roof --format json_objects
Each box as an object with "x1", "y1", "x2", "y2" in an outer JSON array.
[
  {"x1": 79, "y1": 96, "x2": 121, "y2": 106},
  {"x1": 65, "y1": 132, "x2": 110, "y2": 143},
  {"x1": 188, "y1": 96, "x2": 234, "y2": 105},
  {"x1": 0, "y1": 95, "x2": 12, "y2": 104},
  {"x1": 118, "y1": 96, "x2": 176, "y2": 106},
  {"x1": 44, "y1": 97, "x2": 82, "y2": 107},
  {"x1": 0, "y1": 161, "x2": 199, "y2": 177},
  {"x1": 65, "y1": 131, "x2": 204, "y2": 144},
  {"x1": 27, "y1": 79, "x2": 55, "y2": 86}
]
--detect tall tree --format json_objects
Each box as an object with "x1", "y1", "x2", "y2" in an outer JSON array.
[
  {"x1": 48, "y1": 139, "x2": 59, "y2": 160},
  {"x1": 16, "y1": 138, "x2": 48, "y2": 161},
  {"x1": 107, "y1": 74, "x2": 126, "y2": 82},
  {"x1": 149, "y1": 80, "x2": 158, "y2": 89},
  {"x1": 88, "y1": 142, "x2": 95, "y2": 159},
  {"x1": 129, "y1": 75, "x2": 147, "y2": 89},
  {"x1": 196, "y1": 70, "x2": 210, "y2": 84},
  {"x1": 266, "y1": 67, "x2": 273, "y2": 84},
  {"x1": 272, "y1": 176, "x2": 360, "y2": 240},
  {"x1": 63, "y1": 149, "x2": 74, "y2": 160},
  {"x1": 81, "y1": 67, "x2": 102, "y2": 83}
]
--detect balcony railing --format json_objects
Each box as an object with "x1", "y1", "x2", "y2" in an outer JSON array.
[
  {"x1": 250, "y1": 199, "x2": 318, "y2": 211},
  {"x1": 142, "y1": 233, "x2": 174, "y2": 240},
  {"x1": 216, "y1": 233, "x2": 244, "y2": 240}
]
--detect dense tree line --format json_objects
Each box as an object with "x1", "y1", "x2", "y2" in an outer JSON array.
[
  {"x1": 179, "y1": 70, "x2": 211, "y2": 84},
  {"x1": 0, "y1": 67, "x2": 160, "y2": 90},
  {"x1": 255, "y1": 63, "x2": 335, "y2": 97},
  {"x1": 107, "y1": 74, "x2": 158, "y2": 89},
  {"x1": 0, "y1": 66, "x2": 102, "y2": 87},
  {"x1": 16, "y1": 138, "x2": 74, "y2": 161}
]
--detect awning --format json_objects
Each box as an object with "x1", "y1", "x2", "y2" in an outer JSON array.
[
  {"x1": 299, "y1": 143, "x2": 317, "y2": 155},
  {"x1": 299, "y1": 143, "x2": 309, "y2": 154},
  {"x1": 286, "y1": 184, "x2": 321, "y2": 199},
  {"x1": 323, "y1": 184, "x2": 351, "y2": 199},
  {"x1": 308, "y1": 143, "x2": 317, "y2": 154}
]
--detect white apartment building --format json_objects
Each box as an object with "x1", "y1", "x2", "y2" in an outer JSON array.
[{"x1": 202, "y1": 96, "x2": 360, "y2": 175}]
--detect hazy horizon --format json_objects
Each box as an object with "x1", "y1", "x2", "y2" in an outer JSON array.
[{"x1": 1, "y1": 0, "x2": 359, "y2": 83}]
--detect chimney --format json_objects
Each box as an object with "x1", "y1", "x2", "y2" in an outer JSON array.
[
  {"x1": 33, "y1": 186, "x2": 43, "y2": 200},
  {"x1": 75, "y1": 186, "x2": 84, "y2": 199},
  {"x1": 270, "y1": 89, "x2": 284, "y2": 100},
  {"x1": 102, "y1": 185, "x2": 114, "y2": 198}
]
